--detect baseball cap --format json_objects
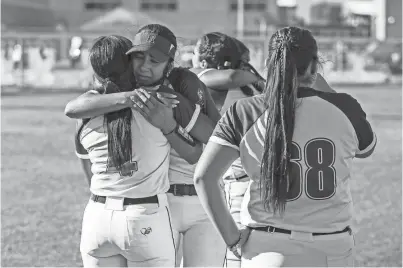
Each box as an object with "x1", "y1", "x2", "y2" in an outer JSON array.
[{"x1": 126, "y1": 30, "x2": 177, "y2": 62}]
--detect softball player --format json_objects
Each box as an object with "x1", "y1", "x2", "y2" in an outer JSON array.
[
  {"x1": 65, "y1": 24, "x2": 222, "y2": 267},
  {"x1": 194, "y1": 26, "x2": 377, "y2": 267},
  {"x1": 189, "y1": 32, "x2": 260, "y2": 268},
  {"x1": 74, "y1": 35, "x2": 182, "y2": 267}
]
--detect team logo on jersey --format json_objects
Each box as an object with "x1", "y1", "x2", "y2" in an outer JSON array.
[{"x1": 140, "y1": 227, "x2": 152, "y2": 236}]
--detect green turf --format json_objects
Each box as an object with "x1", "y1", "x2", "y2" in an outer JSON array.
[{"x1": 1, "y1": 87, "x2": 402, "y2": 267}]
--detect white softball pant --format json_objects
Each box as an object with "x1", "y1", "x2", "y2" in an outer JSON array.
[
  {"x1": 167, "y1": 193, "x2": 227, "y2": 267},
  {"x1": 241, "y1": 227, "x2": 355, "y2": 267},
  {"x1": 80, "y1": 193, "x2": 175, "y2": 267}
]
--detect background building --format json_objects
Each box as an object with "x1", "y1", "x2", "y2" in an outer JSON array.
[
  {"x1": 310, "y1": 2, "x2": 343, "y2": 26},
  {"x1": 345, "y1": 0, "x2": 402, "y2": 41},
  {"x1": 41, "y1": 0, "x2": 279, "y2": 38}
]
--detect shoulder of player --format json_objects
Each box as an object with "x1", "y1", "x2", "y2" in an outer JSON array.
[
  {"x1": 316, "y1": 91, "x2": 366, "y2": 118},
  {"x1": 170, "y1": 67, "x2": 200, "y2": 83},
  {"x1": 226, "y1": 94, "x2": 266, "y2": 127},
  {"x1": 187, "y1": 67, "x2": 203, "y2": 76},
  {"x1": 169, "y1": 67, "x2": 205, "y2": 101},
  {"x1": 233, "y1": 94, "x2": 266, "y2": 114}
]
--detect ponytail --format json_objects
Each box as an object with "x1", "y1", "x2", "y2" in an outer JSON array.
[
  {"x1": 95, "y1": 75, "x2": 133, "y2": 172},
  {"x1": 89, "y1": 35, "x2": 135, "y2": 174},
  {"x1": 260, "y1": 35, "x2": 299, "y2": 215}
]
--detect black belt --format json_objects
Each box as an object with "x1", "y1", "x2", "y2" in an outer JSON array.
[
  {"x1": 90, "y1": 194, "x2": 158, "y2": 206},
  {"x1": 235, "y1": 174, "x2": 248, "y2": 181},
  {"x1": 168, "y1": 184, "x2": 197, "y2": 196},
  {"x1": 224, "y1": 174, "x2": 248, "y2": 181},
  {"x1": 251, "y1": 226, "x2": 352, "y2": 236}
]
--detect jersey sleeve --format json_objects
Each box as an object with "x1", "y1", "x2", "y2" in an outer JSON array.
[
  {"x1": 171, "y1": 68, "x2": 209, "y2": 108},
  {"x1": 171, "y1": 68, "x2": 222, "y2": 124},
  {"x1": 209, "y1": 101, "x2": 244, "y2": 150},
  {"x1": 167, "y1": 68, "x2": 209, "y2": 131},
  {"x1": 340, "y1": 94, "x2": 377, "y2": 158},
  {"x1": 158, "y1": 84, "x2": 200, "y2": 132},
  {"x1": 75, "y1": 120, "x2": 90, "y2": 159}
]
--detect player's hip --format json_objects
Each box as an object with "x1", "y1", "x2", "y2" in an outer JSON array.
[
  {"x1": 242, "y1": 227, "x2": 354, "y2": 267},
  {"x1": 80, "y1": 193, "x2": 175, "y2": 263}
]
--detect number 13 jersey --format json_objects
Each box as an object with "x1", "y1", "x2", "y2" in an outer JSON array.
[{"x1": 210, "y1": 87, "x2": 377, "y2": 233}]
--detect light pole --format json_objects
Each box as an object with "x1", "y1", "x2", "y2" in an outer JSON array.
[{"x1": 237, "y1": 0, "x2": 244, "y2": 40}]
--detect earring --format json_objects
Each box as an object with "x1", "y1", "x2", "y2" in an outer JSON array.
[{"x1": 200, "y1": 60, "x2": 208, "y2": 69}]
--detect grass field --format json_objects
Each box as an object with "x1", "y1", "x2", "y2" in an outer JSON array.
[{"x1": 1, "y1": 86, "x2": 402, "y2": 267}]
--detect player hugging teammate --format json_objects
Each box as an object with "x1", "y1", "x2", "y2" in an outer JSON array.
[
  {"x1": 66, "y1": 24, "x2": 376, "y2": 268},
  {"x1": 65, "y1": 24, "x2": 224, "y2": 267}
]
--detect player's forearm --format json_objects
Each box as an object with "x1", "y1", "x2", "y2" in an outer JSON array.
[
  {"x1": 189, "y1": 113, "x2": 216, "y2": 144},
  {"x1": 194, "y1": 177, "x2": 239, "y2": 246},
  {"x1": 65, "y1": 92, "x2": 130, "y2": 119},
  {"x1": 164, "y1": 125, "x2": 203, "y2": 164},
  {"x1": 202, "y1": 69, "x2": 260, "y2": 90},
  {"x1": 194, "y1": 143, "x2": 241, "y2": 246}
]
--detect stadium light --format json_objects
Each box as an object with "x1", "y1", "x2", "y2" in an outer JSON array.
[{"x1": 237, "y1": 0, "x2": 244, "y2": 40}]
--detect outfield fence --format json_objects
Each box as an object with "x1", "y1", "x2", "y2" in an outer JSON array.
[{"x1": 1, "y1": 31, "x2": 393, "y2": 90}]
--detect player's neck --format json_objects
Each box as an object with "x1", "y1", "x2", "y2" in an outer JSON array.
[
  {"x1": 297, "y1": 73, "x2": 316, "y2": 89},
  {"x1": 298, "y1": 80, "x2": 315, "y2": 89}
]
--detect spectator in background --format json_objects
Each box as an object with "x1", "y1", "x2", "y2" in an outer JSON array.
[
  {"x1": 12, "y1": 43, "x2": 22, "y2": 71},
  {"x1": 69, "y1": 36, "x2": 83, "y2": 69},
  {"x1": 4, "y1": 43, "x2": 10, "y2": 61},
  {"x1": 39, "y1": 43, "x2": 47, "y2": 61}
]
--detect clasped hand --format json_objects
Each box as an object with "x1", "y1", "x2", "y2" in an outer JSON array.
[{"x1": 128, "y1": 88, "x2": 180, "y2": 134}]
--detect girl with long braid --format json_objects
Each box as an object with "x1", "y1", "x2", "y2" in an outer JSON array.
[
  {"x1": 194, "y1": 26, "x2": 376, "y2": 267},
  {"x1": 74, "y1": 35, "x2": 178, "y2": 267}
]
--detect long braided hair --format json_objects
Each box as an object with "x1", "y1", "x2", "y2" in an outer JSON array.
[
  {"x1": 89, "y1": 35, "x2": 137, "y2": 172},
  {"x1": 260, "y1": 27, "x2": 319, "y2": 215},
  {"x1": 196, "y1": 32, "x2": 239, "y2": 70}
]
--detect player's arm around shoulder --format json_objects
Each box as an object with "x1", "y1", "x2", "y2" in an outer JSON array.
[
  {"x1": 195, "y1": 68, "x2": 260, "y2": 90},
  {"x1": 64, "y1": 87, "x2": 136, "y2": 119}
]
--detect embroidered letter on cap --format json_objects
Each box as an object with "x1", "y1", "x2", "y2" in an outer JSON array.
[{"x1": 147, "y1": 34, "x2": 157, "y2": 44}]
